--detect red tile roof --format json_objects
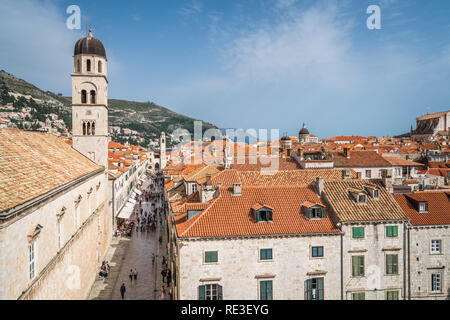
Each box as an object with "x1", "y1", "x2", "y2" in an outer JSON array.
[
  {"x1": 394, "y1": 191, "x2": 450, "y2": 226},
  {"x1": 175, "y1": 185, "x2": 340, "y2": 238}
]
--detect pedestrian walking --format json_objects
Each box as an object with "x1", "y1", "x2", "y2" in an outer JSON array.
[
  {"x1": 120, "y1": 283, "x2": 126, "y2": 300},
  {"x1": 152, "y1": 253, "x2": 155, "y2": 266},
  {"x1": 129, "y1": 269, "x2": 133, "y2": 282},
  {"x1": 133, "y1": 268, "x2": 138, "y2": 282},
  {"x1": 161, "y1": 286, "x2": 165, "y2": 300}
]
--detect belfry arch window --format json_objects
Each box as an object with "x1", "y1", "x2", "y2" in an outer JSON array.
[
  {"x1": 82, "y1": 121, "x2": 96, "y2": 136},
  {"x1": 77, "y1": 59, "x2": 81, "y2": 73},
  {"x1": 98, "y1": 61, "x2": 102, "y2": 73},
  {"x1": 87, "y1": 59, "x2": 91, "y2": 72},
  {"x1": 81, "y1": 90, "x2": 87, "y2": 104},
  {"x1": 90, "y1": 90, "x2": 96, "y2": 104}
]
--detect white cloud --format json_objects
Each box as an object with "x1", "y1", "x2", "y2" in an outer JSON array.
[
  {"x1": 222, "y1": 3, "x2": 359, "y2": 89},
  {"x1": 178, "y1": 0, "x2": 203, "y2": 16},
  {"x1": 0, "y1": 0, "x2": 82, "y2": 93}
]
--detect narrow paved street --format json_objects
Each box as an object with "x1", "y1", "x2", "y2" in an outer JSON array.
[{"x1": 89, "y1": 173, "x2": 169, "y2": 300}]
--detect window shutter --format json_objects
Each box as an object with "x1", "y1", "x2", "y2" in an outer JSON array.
[
  {"x1": 386, "y1": 226, "x2": 391, "y2": 237},
  {"x1": 393, "y1": 255, "x2": 398, "y2": 274},
  {"x1": 218, "y1": 285, "x2": 223, "y2": 300},
  {"x1": 318, "y1": 278, "x2": 324, "y2": 300},
  {"x1": 305, "y1": 279, "x2": 312, "y2": 300},
  {"x1": 386, "y1": 254, "x2": 392, "y2": 274},
  {"x1": 360, "y1": 256, "x2": 364, "y2": 276},
  {"x1": 392, "y1": 226, "x2": 398, "y2": 237},
  {"x1": 260, "y1": 281, "x2": 266, "y2": 300},
  {"x1": 352, "y1": 227, "x2": 357, "y2": 238},
  {"x1": 198, "y1": 285, "x2": 206, "y2": 300},
  {"x1": 267, "y1": 281, "x2": 273, "y2": 300},
  {"x1": 360, "y1": 227, "x2": 364, "y2": 238}
]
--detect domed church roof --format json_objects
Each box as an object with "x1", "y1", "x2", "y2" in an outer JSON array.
[
  {"x1": 74, "y1": 26, "x2": 106, "y2": 58},
  {"x1": 299, "y1": 123, "x2": 310, "y2": 135}
]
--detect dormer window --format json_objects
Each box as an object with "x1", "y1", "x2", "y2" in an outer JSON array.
[
  {"x1": 419, "y1": 202, "x2": 428, "y2": 213},
  {"x1": 302, "y1": 202, "x2": 326, "y2": 219},
  {"x1": 358, "y1": 194, "x2": 366, "y2": 203},
  {"x1": 252, "y1": 203, "x2": 273, "y2": 222},
  {"x1": 364, "y1": 184, "x2": 380, "y2": 199}
]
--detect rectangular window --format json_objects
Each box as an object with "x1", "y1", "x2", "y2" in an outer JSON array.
[
  {"x1": 311, "y1": 207, "x2": 324, "y2": 219},
  {"x1": 259, "y1": 280, "x2": 273, "y2": 300},
  {"x1": 305, "y1": 278, "x2": 324, "y2": 300},
  {"x1": 431, "y1": 273, "x2": 441, "y2": 292},
  {"x1": 260, "y1": 248, "x2": 273, "y2": 261},
  {"x1": 352, "y1": 227, "x2": 365, "y2": 239},
  {"x1": 204, "y1": 251, "x2": 218, "y2": 263},
  {"x1": 198, "y1": 284, "x2": 223, "y2": 300},
  {"x1": 386, "y1": 226, "x2": 398, "y2": 238},
  {"x1": 352, "y1": 256, "x2": 365, "y2": 277},
  {"x1": 386, "y1": 290, "x2": 399, "y2": 300},
  {"x1": 419, "y1": 202, "x2": 428, "y2": 213},
  {"x1": 29, "y1": 241, "x2": 36, "y2": 280},
  {"x1": 365, "y1": 170, "x2": 371, "y2": 178},
  {"x1": 431, "y1": 240, "x2": 441, "y2": 254},
  {"x1": 352, "y1": 292, "x2": 365, "y2": 300},
  {"x1": 312, "y1": 246, "x2": 324, "y2": 258},
  {"x1": 386, "y1": 254, "x2": 398, "y2": 275}
]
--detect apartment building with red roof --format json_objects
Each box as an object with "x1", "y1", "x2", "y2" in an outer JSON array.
[{"x1": 394, "y1": 191, "x2": 450, "y2": 300}]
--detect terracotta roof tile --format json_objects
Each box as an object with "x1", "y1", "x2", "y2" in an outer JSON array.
[
  {"x1": 175, "y1": 185, "x2": 340, "y2": 238},
  {"x1": 0, "y1": 129, "x2": 102, "y2": 213},
  {"x1": 394, "y1": 191, "x2": 450, "y2": 226}
]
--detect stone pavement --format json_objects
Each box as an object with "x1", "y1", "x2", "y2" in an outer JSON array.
[{"x1": 88, "y1": 176, "x2": 169, "y2": 300}]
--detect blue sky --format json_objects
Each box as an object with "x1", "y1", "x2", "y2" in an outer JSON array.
[{"x1": 1, "y1": 0, "x2": 450, "y2": 138}]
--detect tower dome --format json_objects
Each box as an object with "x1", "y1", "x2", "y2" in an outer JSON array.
[
  {"x1": 74, "y1": 26, "x2": 106, "y2": 58},
  {"x1": 299, "y1": 123, "x2": 310, "y2": 135}
]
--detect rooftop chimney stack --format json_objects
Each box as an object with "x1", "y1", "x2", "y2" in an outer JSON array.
[
  {"x1": 315, "y1": 177, "x2": 324, "y2": 196},
  {"x1": 232, "y1": 183, "x2": 242, "y2": 196},
  {"x1": 344, "y1": 147, "x2": 350, "y2": 159}
]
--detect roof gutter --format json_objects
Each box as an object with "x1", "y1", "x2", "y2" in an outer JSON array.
[{"x1": 0, "y1": 168, "x2": 105, "y2": 222}]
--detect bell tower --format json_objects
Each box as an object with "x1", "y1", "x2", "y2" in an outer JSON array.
[
  {"x1": 160, "y1": 132, "x2": 167, "y2": 170},
  {"x1": 71, "y1": 26, "x2": 109, "y2": 168}
]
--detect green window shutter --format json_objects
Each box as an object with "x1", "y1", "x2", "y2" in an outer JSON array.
[
  {"x1": 386, "y1": 226, "x2": 392, "y2": 237},
  {"x1": 392, "y1": 254, "x2": 398, "y2": 274},
  {"x1": 305, "y1": 279, "x2": 312, "y2": 300},
  {"x1": 267, "y1": 280, "x2": 273, "y2": 300},
  {"x1": 392, "y1": 226, "x2": 398, "y2": 237},
  {"x1": 360, "y1": 256, "x2": 365, "y2": 276},
  {"x1": 198, "y1": 285, "x2": 206, "y2": 300},
  {"x1": 352, "y1": 256, "x2": 357, "y2": 276},
  {"x1": 218, "y1": 285, "x2": 223, "y2": 300},
  {"x1": 352, "y1": 227, "x2": 357, "y2": 238},
  {"x1": 353, "y1": 227, "x2": 364, "y2": 238},
  {"x1": 318, "y1": 278, "x2": 324, "y2": 300},
  {"x1": 360, "y1": 227, "x2": 365, "y2": 238},
  {"x1": 386, "y1": 254, "x2": 392, "y2": 274}
]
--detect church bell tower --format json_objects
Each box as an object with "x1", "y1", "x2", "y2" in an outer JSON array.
[{"x1": 71, "y1": 26, "x2": 109, "y2": 168}]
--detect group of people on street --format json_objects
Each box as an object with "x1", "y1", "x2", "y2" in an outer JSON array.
[
  {"x1": 119, "y1": 171, "x2": 170, "y2": 300},
  {"x1": 99, "y1": 260, "x2": 110, "y2": 278}
]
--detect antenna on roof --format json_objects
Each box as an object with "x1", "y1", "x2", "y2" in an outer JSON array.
[{"x1": 426, "y1": 106, "x2": 430, "y2": 115}]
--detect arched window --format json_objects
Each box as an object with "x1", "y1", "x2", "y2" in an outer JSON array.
[
  {"x1": 98, "y1": 61, "x2": 102, "y2": 73},
  {"x1": 91, "y1": 121, "x2": 96, "y2": 135},
  {"x1": 87, "y1": 59, "x2": 91, "y2": 72},
  {"x1": 81, "y1": 90, "x2": 87, "y2": 104},
  {"x1": 90, "y1": 90, "x2": 96, "y2": 104},
  {"x1": 77, "y1": 59, "x2": 81, "y2": 73},
  {"x1": 87, "y1": 122, "x2": 91, "y2": 135},
  {"x1": 83, "y1": 122, "x2": 86, "y2": 135}
]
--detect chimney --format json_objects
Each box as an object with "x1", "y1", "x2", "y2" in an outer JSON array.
[
  {"x1": 206, "y1": 173, "x2": 212, "y2": 186},
  {"x1": 315, "y1": 177, "x2": 324, "y2": 196},
  {"x1": 232, "y1": 183, "x2": 242, "y2": 196},
  {"x1": 343, "y1": 169, "x2": 351, "y2": 180},
  {"x1": 344, "y1": 147, "x2": 350, "y2": 158}
]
